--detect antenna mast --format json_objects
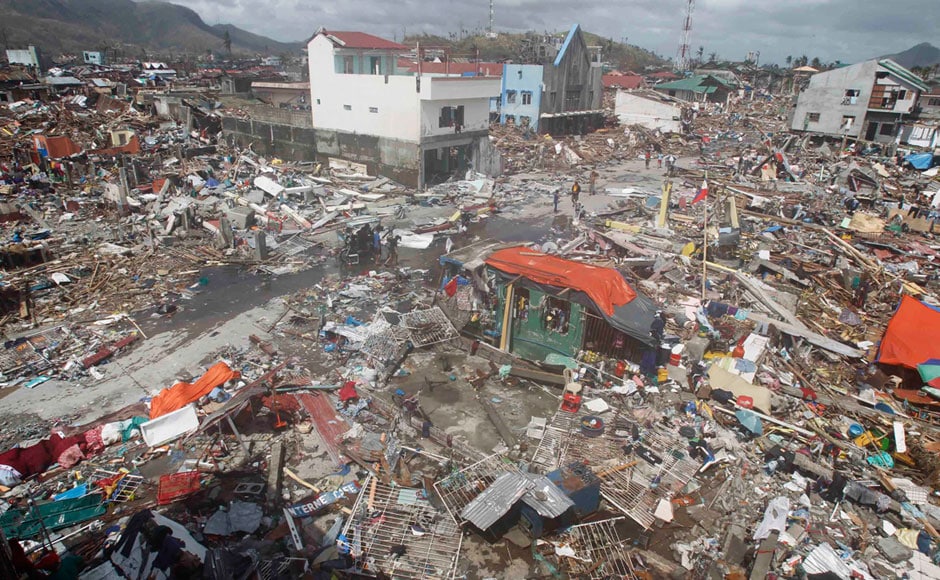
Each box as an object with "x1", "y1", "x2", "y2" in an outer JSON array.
[{"x1": 675, "y1": 0, "x2": 695, "y2": 72}]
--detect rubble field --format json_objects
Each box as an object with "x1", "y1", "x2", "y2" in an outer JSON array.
[{"x1": 1, "y1": 82, "x2": 940, "y2": 580}]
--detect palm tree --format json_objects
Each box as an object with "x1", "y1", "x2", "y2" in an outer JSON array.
[
  {"x1": 696, "y1": 45, "x2": 704, "y2": 63},
  {"x1": 708, "y1": 51, "x2": 717, "y2": 63},
  {"x1": 810, "y1": 57, "x2": 821, "y2": 68},
  {"x1": 785, "y1": 55, "x2": 792, "y2": 67},
  {"x1": 222, "y1": 30, "x2": 232, "y2": 54}
]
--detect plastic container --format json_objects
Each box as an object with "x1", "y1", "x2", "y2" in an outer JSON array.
[
  {"x1": 614, "y1": 360, "x2": 626, "y2": 378},
  {"x1": 580, "y1": 416, "x2": 605, "y2": 438},
  {"x1": 657, "y1": 367, "x2": 669, "y2": 383},
  {"x1": 669, "y1": 344, "x2": 684, "y2": 366},
  {"x1": 157, "y1": 471, "x2": 201, "y2": 505}
]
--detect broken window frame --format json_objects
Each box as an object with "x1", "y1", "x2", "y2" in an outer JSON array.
[
  {"x1": 841, "y1": 89, "x2": 859, "y2": 105},
  {"x1": 506, "y1": 90, "x2": 517, "y2": 104},
  {"x1": 542, "y1": 296, "x2": 571, "y2": 335},
  {"x1": 438, "y1": 105, "x2": 464, "y2": 128}
]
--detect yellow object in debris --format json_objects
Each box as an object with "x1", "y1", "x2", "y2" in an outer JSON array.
[
  {"x1": 657, "y1": 367, "x2": 668, "y2": 382},
  {"x1": 605, "y1": 219, "x2": 641, "y2": 233},
  {"x1": 681, "y1": 242, "x2": 696, "y2": 257},
  {"x1": 448, "y1": 210, "x2": 462, "y2": 222}
]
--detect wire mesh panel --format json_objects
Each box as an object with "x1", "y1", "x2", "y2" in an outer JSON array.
[
  {"x1": 341, "y1": 475, "x2": 463, "y2": 580},
  {"x1": 546, "y1": 517, "x2": 643, "y2": 579}
]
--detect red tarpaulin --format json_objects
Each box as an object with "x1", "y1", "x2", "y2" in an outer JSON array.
[
  {"x1": 484, "y1": 246, "x2": 636, "y2": 315},
  {"x1": 149, "y1": 361, "x2": 241, "y2": 419},
  {"x1": 877, "y1": 295, "x2": 940, "y2": 369}
]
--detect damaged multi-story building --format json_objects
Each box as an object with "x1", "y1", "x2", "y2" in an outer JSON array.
[{"x1": 306, "y1": 29, "x2": 502, "y2": 188}]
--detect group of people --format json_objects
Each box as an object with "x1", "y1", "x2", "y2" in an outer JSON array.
[
  {"x1": 644, "y1": 148, "x2": 678, "y2": 175},
  {"x1": 342, "y1": 223, "x2": 401, "y2": 266},
  {"x1": 553, "y1": 170, "x2": 599, "y2": 217}
]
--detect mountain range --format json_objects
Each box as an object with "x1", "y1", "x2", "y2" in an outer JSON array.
[
  {"x1": 881, "y1": 42, "x2": 940, "y2": 69},
  {"x1": 0, "y1": 0, "x2": 301, "y2": 56}
]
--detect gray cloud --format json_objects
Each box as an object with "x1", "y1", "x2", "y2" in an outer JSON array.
[{"x1": 173, "y1": 0, "x2": 938, "y2": 64}]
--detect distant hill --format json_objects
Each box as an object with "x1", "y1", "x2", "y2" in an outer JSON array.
[
  {"x1": 0, "y1": 0, "x2": 301, "y2": 57},
  {"x1": 881, "y1": 42, "x2": 940, "y2": 69},
  {"x1": 403, "y1": 30, "x2": 667, "y2": 72}
]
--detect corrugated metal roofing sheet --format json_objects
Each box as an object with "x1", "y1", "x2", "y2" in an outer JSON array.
[
  {"x1": 521, "y1": 475, "x2": 575, "y2": 519},
  {"x1": 460, "y1": 471, "x2": 532, "y2": 529},
  {"x1": 459, "y1": 471, "x2": 574, "y2": 530}
]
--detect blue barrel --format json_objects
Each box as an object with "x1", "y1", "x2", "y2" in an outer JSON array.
[{"x1": 581, "y1": 416, "x2": 605, "y2": 438}]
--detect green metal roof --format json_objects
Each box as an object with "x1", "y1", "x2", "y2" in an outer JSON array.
[
  {"x1": 653, "y1": 74, "x2": 732, "y2": 94},
  {"x1": 878, "y1": 59, "x2": 928, "y2": 92}
]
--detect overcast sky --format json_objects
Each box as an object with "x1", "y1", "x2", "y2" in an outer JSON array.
[{"x1": 174, "y1": 0, "x2": 938, "y2": 65}]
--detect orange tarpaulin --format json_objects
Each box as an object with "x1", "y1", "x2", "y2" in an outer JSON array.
[
  {"x1": 877, "y1": 295, "x2": 940, "y2": 369},
  {"x1": 149, "y1": 362, "x2": 241, "y2": 419},
  {"x1": 484, "y1": 246, "x2": 636, "y2": 315}
]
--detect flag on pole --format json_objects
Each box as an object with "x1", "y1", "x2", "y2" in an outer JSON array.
[{"x1": 692, "y1": 179, "x2": 709, "y2": 204}]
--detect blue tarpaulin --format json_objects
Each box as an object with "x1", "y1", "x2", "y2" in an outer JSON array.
[{"x1": 905, "y1": 153, "x2": 934, "y2": 170}]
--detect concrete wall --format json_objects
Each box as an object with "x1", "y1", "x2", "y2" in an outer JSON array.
[
  {"x1": 500, "y1": 64, "x2": 543, "y2": 129},
  {"x1": 791, "y1": 61, "x2": 878, "y2": 137},
  {"x1": 791, "y1": 60, "x2": 921, "y2": 140},
  {"x1": 614, "y1": 92, "x2": 681, "y2": 133},
  {"x1": 221, "y1": 117, "x2": 317, "y2": 162},
  {"x1": 315, "y1": 129, "x2": 420, "y2": 186},
  {"x1": 308, "y1": 35, "x2": 420, "y2": 142},
  {"x1": 237, "y1": 104, "x2": 313, "y2": 128}
]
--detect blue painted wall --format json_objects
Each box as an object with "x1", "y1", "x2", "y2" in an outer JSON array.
[{"x1": 500, "y1": 64, "x2": 543, "y2": 131}]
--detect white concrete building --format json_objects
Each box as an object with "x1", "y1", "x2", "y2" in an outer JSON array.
[
  {"x1": 614, "y1": 89, "x2": 686, "y2": 133},
  {"x1": 307, "y1": 29, "x2": 502, "y2": 187},
  {"x1": 790, "y1": 59, "x2": 927, "y2": 145}
]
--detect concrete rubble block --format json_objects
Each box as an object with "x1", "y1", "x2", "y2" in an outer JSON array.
[
  {"x1": 875, "y1": 535, "x2": 913, "y2": 564},
  {"x1": 225, "y1": 206, "x2": 255, "y2": 229}
]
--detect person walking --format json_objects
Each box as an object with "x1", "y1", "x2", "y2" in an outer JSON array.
[
  {"x1": 644, "y1": 149, "x2": 652, "y2": 169},
  {"x1": 553, "y1": 189, "x2": 560, "y2": 213},
  {"x1": 657, "y1": 153, "x2": 663, "y2": 169},
  {"x1": 571, "y1": 180, "x2": 581, "y2": 205},
  {"x1": 589, "y1": 169, "x2": 598, "y2": 196},
  {"x1": 384, "y1": 233, "x2": 401, "y2": 266}
]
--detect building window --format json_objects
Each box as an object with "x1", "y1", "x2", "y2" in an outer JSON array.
[
  {"x1": 343, "y1": 104, "x2": 352, "y2": 111},
  {"x1": 805, "y1": 112, "x2": 820, "y2": 123},
  {"x1": 439, "y1": 105, "x2": 464, "y2": 128},
  {"x1": 506, "y1": 90, "x2": 517, "y2": 103},
  {"x1": 505, "y1": 115, "x2": 515, "y2": 125},
  {"x1": 842, "y1": 89, "x2": 859, "y2": 105},
  {"x1": 543, "y1": 297, "x2": 570, "y2": 335},
  {"x1": 841, "y1": 115, "x2": 855, "y2": 130},
  {"x1": 928, "y1": 98, "x2": 940, "y2": 106},
  {"x1": 343, "y1": 56, "x2": 354, "y2": 74},
  {"x1": 370, "y1": 56, "x2": 381, "y2": 75},
  {"x1": 521, "y1": 91, "x2": 532, "y2": 105},
  {"x1": 369, "y1": 107, "x2": 378, "y2": 113},
  {"x1": 898, "y1": 90, "x2": 907, "y2": 100},
  {"x1": 879, "y1": 123, "x2": 895, "y2": 136},
  {"x1": 316, "y1": 98, "x2": 321, "y2": 105}
]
